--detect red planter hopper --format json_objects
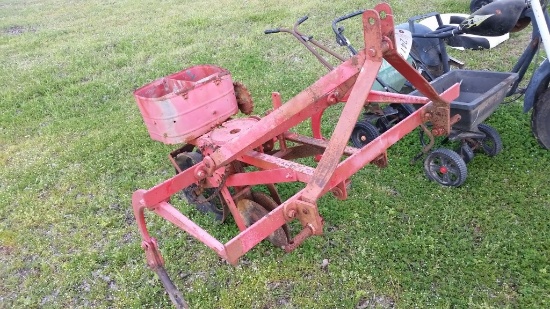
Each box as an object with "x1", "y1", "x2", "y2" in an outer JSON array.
[{"x1": 133, "y1": 65, "x2": 238, "y2": 144}]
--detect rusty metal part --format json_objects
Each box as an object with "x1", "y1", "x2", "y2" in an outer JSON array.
[
  {"x1": 411, "y1": 123, "x2": 435, "y2": 164},
  {"x1": 236, "y1": 198, "x2": 288, "y2": 248},
  {"x1": 154, "y1": 266, "x2": 189, "y2": 309},
  {"x1": 251, "y1": 191, "x2": 291, "y2": 243},
  {"x1": 284, "y1": 200, "x2": 323, "y2": 235},
  {"x1": 372, "y1": 152, "x2": 388, "y2": 168},
  {"x1": 169, "y1": 144, "x2": 195, "y2": 173},
  {"x1": 142, "y1": 238, "x2": 164, "y2": 268},
  {"x1": 330, "y1": 179, "x2": 352, "y2": 200},
  {"x1": 300, "y1": 9, "x2": 384, "y2": 204},
  {"x1": 209, "y1": 117, "x2": 259, "y2": 145},
  {"x1": 234, "y1": 81, "x2": 254, "y2": 115},
  {"x1": 283, "y1": 224, "x2": 314, "y2": 253},
  {"x1": 142, "y1": 238, "x2": 189, "y2": 308},
  {"x1": 261, "y1": 138, "x2": 275, "y2": 152}
]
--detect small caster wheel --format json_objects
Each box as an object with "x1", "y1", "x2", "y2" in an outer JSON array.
[
  {"x1": 457, "y1": 142, "x2": 475, "y2": 164},
  {"x1": 424, "y1": 148, "x2": 468, "y2": 187},
  {"x1": 350, "y1": 120, "x2": 380, "y2": 148},
  {"x1": 477, "y1": 123, "x2": 502, "y2": 156}
]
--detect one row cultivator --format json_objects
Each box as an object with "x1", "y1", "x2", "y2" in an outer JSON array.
[{"x1": 132, "y1": 4, "x2": 461, "y2": 307}]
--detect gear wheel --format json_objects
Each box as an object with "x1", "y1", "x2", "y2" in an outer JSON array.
[{"x1": 233, "y1": 81, "x2": 254, "y2": 115}]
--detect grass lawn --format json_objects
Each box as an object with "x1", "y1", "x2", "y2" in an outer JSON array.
[{"x1": 1, "y1": 0, "x2": 549, "y2": 307}]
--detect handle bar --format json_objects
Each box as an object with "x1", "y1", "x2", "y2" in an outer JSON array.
[
  {"x1": 331, "y1": 10, "x2": 365, "y2": 55},
  {"x1": 412, "y1": 25, "x2": 462, "y2": 39},
  {"x1": 264, "y1": 29, "x2": 280, "y2": 34},
  {"x1": 263, "y1": 15, "x2": 345, "y2": 70},
  {"x1": 297, "y1": 15, "x2": 308, "y2": 25},
  {"x1": 264, "y1": 15, "x2": 309, "y2": 35}
]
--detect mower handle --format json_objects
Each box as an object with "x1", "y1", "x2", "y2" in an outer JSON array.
[
  {"x1": 264, "y1": 15, "x2": 310, "y2": 35},
  {"x1": 264, "y1": 28, "x2": 280, "y2": 34},
  {"x1": 296, "y1": 15, "x2": 309, "y2": 26},
  {"x1": 411, "y1": 25, "x2": 463, "y2": 39},
  {"x1": 263, "y1": 15, "x2": 346, "y2": 71},
  {"x1": 331, "y1": 10, "x2": 365, "y2": 55}
]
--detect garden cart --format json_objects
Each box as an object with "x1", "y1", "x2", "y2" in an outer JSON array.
[
  {"x1": 402, "y1": 0, "x2": 550, "y2": 185},
  {"x1": 329, "y1": 0, "x2": 550, "y2": 186},
  {"x1": 416, "y1": 0, "x2": 550, "y2": 151}
]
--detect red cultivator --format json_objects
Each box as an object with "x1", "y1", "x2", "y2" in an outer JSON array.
[{"x1": 132, "y1": 3, "x2": 460, "y2": 307}]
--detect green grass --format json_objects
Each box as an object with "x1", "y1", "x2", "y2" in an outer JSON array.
[{"x1": 1, "y1": 0, "x2": 550, "y2": 308}]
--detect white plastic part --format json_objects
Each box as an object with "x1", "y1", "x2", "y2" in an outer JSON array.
[
  {"x1": 419, "y1": 13, "x2": 509, "y2": 50},
  {"x1": 530, "y1": 0, "x2": 550, "y2": 59}
]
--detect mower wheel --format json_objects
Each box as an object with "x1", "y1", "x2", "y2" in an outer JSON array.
[
  {"x1": 424, "y1": 148, "x2": 468, "y2": 187},
  {"x1": 477, "y1": 123, "x2": 503, "y2": 156},
  {"x1": 470, "y1": 0, "x2": 494, "y2": 13},
  {"x1": 532, "y1": 88, "x2": 550, "y2": 149},
  {"x1": 350, "y1": 120, "x2": 380, "y2": 148}
]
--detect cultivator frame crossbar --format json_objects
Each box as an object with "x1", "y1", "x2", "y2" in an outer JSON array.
[{"x1": 132, "y1": 3, "x2": 460, "y2": 307}]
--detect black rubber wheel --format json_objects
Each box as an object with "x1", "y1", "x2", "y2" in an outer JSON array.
[
  {"x1": 350, "y1": 120, "x2": 380, "y2": 148},
  {"x1": 457, "y1": 142, "x2": 475, "y2": 164},
  {"x1": 532, "y1": 88, "x2": 550, "y2": 149},
  {"x1": 424, "y1": 148, "x2": 468, "y2": 187},
  {"x1": 175, "y1": 151, "x2": 224, "y2": 221},
  {"x1": 477, "y1": 123, "x2": 503, "y2": 156},
  {"x1": 470, "y1": 0, "x2": 494, "y2": 13},
  {"x1": 391, "y1": 103, "x2": 416, "y2": 120}
]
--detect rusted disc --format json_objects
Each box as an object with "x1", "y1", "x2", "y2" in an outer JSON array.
[
  {"x1": 251, "y1": 191, "x2": 278, "y2": 211},
  {"x1": 252, "y1": 191, "x2": 291, "y2": 243},
  {"x1": 233, "y1": 81, "x2": 254, "y2": 115},
  {"x1": 237, "y1": 198, "x2": 288, "y2": 248},
  {"x1": 175, "y1": 151, "x2": 225, "y2": 222}
]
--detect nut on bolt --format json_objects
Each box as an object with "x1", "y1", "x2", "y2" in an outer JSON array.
[
  {"x1": 287, "y1": 209, "x2": 297, "y2": 218},
  {"x1": 331, "y1": 187, "x2": 343, "y2": 199},
  {"x1": 368, "y1": 48, "x2": 377, "y2": 57},
  {"x1": 327, "y1": 92, "x2": 339, "y2": 105},
  {"x1": 141, "y1": 241, "x2": 150, "y2": 250},
  {"x1": 195, "y1": 169, "x2": 206, "y2": 179}
]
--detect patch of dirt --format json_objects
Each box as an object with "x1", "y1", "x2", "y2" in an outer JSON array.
[
  {"x1": 470, "y1": 219, "x2": 483, "y2": 246},
  {"x1": 0, "y1": 245, "x2": 14, "y2": 255},
  {"x1": 356, "y1": 294, "x2": 395, "y2": 309},
  {"x1": 2, "y1": 25, "x2": 36, "y2": 35}
]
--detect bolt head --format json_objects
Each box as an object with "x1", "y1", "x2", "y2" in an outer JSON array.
[
  {"x1": 287, "y1": 209, "x2": 296, "y2": 218},
  {"x1": 196, "y1": 170, "x2": 206, "y2": 179},
  {"x1": 368, "y1": 48, "x2": 377, "y2": 57}
]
